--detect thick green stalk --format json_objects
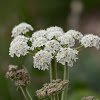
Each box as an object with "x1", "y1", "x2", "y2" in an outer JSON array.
[
  {"x1": 50, "y1": 58, "x2": 58, "y2": 100},
  {"x1": 50, "y1": 59, "x2": 57, "y2": 81},
  {"x1": 61, "y1": 63, "x2": 69, "y2": 100},
  {"x1": 20, "y1": 87, "x2": 33, "y2": 100}
]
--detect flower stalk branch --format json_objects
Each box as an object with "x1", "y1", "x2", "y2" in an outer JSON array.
[
  {"x1": 20, "y1": 86, "x2": 33, "y2": 100},
  {"x1": 28, "y1": 52, "x2": 35, "y2": 56},
  {"x1": 76, "y1": 45, "x2": 84, "y2": 50},
  {"x1": 61, "y1": 63, "x2": 69, "y2": 100},
  {"x1": 50, "y1": 58, "x2": 58, "y2": 100},
  {"x1": 50, "y1": 58, "x2": 57, "y2": 81}
]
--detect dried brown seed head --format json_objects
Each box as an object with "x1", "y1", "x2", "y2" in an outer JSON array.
[{"x1": 36, "y1": 79, "x2": 69, "y2": 99}]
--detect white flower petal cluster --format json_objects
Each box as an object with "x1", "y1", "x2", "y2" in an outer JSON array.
[
  {"x1": 46, "y1": 26, "x2": 64, "y2": 33},
  {"x1": 9, "y1": 35, "x2": 30, "y2": 57},
  {"x1": 56, "y1": 48, "x2": 79, "y2": 67},
  {"x1": 58, "y1": 34, "x2": 75, "y2": 47},
  {"x1": 32, "y1": 30, "x2": 47, "y2": 39},
  {"x1": 44, "y1": 40, "x2": 61, "y2": 54},
  {"x1": 31, "y1": 37, "x2": 47, "y2": 50},
  {"x1": 66, "y1": 30, "x2": 83, "y2": 40},
  {"x1": 11, "y1": 22, "x2": 33, "y2": 37},
  {"x1": 33, "y1": 50, "x2": 53, "y2": 70},
  {"x1": 46, "y1": 31, "x2": 63, "y2": 40},
  {"x1": 80, "y1": 34, "x2": 100, "y2": 49}
]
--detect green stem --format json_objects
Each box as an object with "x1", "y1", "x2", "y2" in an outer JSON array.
[
  {"x1": 50, "y1": 58, "x2": 58, "y2": 100},
  {"x1": 25, "y1": 33, "x2": 30, "y2": 38},
  {"x1": 76, "y1": 45, "x2": 84, "y2": 50},
  {"x1": 61, "y1": 63, "x2": 69, "y2": 100},
  {"x1": 50, "y1": 59, "x2": 57, "y2": 81},
  {"x1": 55, "y1": 94, "x2": 59, "y2": 100},
  {"x1": 28, "y1": 52, "x2": 35, "y2": 56},
  {"x1": 20, "y1": 86, "x2": 33, "y2": 100}
]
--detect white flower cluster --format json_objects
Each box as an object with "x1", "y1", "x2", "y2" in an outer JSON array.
[
  {"x1": 11, "y1": 22, "x2": 33, "y2": 37},
  {"x1": 46, "y1": 26, "x2": 64, "y2": 40},
  {"x1": 66, "y1": 30, "x2": 83, "y2": 40},
  {"x1": 46, "y1": 31, "x2": 63, "y2": 40},
  {"x1": 10, "y1": 22, "x2": 100, "y2": 70},
  {"x1": 56, "y1": 48, "x2": 79, "y2": 67},
  {"x1": 80, "y1": 34, "x2": 100, "y2": 49},
  {"x1": 33, "y1": 50, "x2": 53, "y2": 70},
  {"x1": 46, "y1": 26, "x2": 64, "y2": 33},
  {"x1": 31, "y1": 37, "x2": 47, "y2": 50},
  {"x1": 44, "y1": 40, "x2": 61, "y2": 54},
  {"x1": 32, "y1": 30, "x2": 47, "y2": 39},
  {"x1": 58, "y1": 34, "x2": 75, "y2": 47},
  {"x1": 9, "y1": 35, "x2": 30, "y2": 57}
]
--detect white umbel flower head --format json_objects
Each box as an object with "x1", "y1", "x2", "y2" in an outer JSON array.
[
  {"x1": 33, "y1": 50, "x2": 53, "y2": 70},
  {"x1": 56, "y1": 48, "x2": 79, "y2": 67},
  {"x1": 46, "y1": 31, "x2": 63, "y2": 40},
  {"x1": 58, "y1": 34, "x2": 75, "y2": 47},
  {"x1": 31, "y1": 37, "x2": 47, "y2": 50},
  {"x1": 66, "y1": 30, "x2": 83, "y2": 40},
  {"x1": 44, "y1": 40, "x2": 61, "y2": 54},
  {"x1": 9, "y1": 35, "x2": 30, "y2": 57},
  {"x1": 11, "y1": 22, "x2": 33, "y2": 37},
  {"x1": 32, "y1": 30, "x2": 47, "y2": 39},
  {"x1": 46, "y1": 26, "x2": 64, "y2": 33},
  {"x1": 80, "y1": 34, "x2": 100, "y2": 49}
]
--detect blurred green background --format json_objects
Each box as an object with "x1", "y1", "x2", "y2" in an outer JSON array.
[{"x1": 0, "y1": 0, "x2": 100, "y2": 100}]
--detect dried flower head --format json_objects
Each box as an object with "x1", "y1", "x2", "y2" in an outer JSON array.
[
  {"x1": 36, "y1": 79, "x2": 69, "y2": 99},
  {"x1": 15, "y1": 69, "x2": 30, "y2": 87},
  {"x1": 6, "y1": 65, "x2": 18, "y2": 80},
  {"x1": 6, "y1": 65, "x2": 30, "y2": 87},
  {"x1": 81, "y1": 96, "x2": 95, "y2": 100},
  {"x1": 81, "y1": 96, "x2": 100, "y2": 100},
  {"x1": 8, "y1": 65, "x2": 18, "y2": 71},
  {"x1": 11, "y1": 22, "x2": 33, "y2": 37}
]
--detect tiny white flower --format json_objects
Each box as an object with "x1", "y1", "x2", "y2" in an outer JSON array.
[
  {"x1": 80, "y1": 34, "x2": 100, "y2": 49},
  {"x1": 66, "y1": 30, "x2": 83, "y2": 40},
  {"x1": 44, "y1": 40, "x2": 61, "y2": 54},
  {"x1": 58, "y1": 34, "x2": 75, "y2": 47},
  {"x1": 31, "y1": 37, "x2": 47, "y2": 50},
  {"x1": 33, "y1": 50, "x2": 53, "y2": 70},
  {"x1": 11, "y1": 22, "x2": 33, "y2": 37},
  {"x1": 56, "y1": 47, "x2": 79, "y2": 67},
  {"x1": 46, "y1": 31, "x2": 63, "y2": 40},
  {"x1": 32, "y1": 30, "x2": 47, "y2": 39},
  {"x1": 46, "y1": 26, "x2": 64, "y2": 33},
  {"x1": 9, "y1": 35, "x2": 30, "y2": 57}
]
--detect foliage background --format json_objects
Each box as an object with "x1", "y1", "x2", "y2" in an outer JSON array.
[{"x1": 0, "y1": 0, "x2": 100, "y2": 100}]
